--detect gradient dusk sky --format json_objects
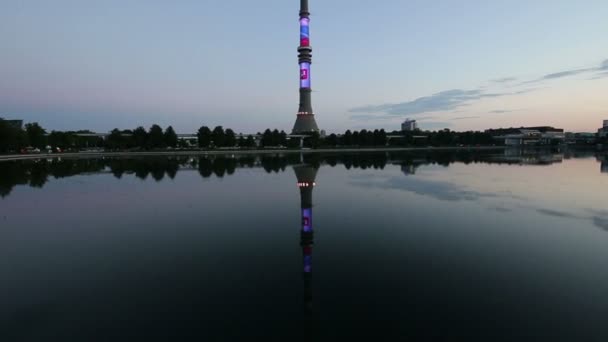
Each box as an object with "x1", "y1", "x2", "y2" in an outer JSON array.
[{"x1": 1, "y1": 0, "x2": 607, "y2": 133}]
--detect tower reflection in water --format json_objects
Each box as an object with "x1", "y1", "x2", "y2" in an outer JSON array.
[{"x1": 294, "y1": 164, "x2": 318, "y2": 318}]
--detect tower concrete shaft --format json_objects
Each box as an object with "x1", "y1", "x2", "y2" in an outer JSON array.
[{"x1": 292, "y1": 0, "x2": 320, "y2": 134}]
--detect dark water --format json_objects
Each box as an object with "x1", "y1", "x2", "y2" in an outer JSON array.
[{"x1": 1, "y1": 150, "x2": 608, "y2": 341}]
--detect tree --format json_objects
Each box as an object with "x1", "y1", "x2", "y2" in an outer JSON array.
[
  {"x1": 305, "y1": 132, "x2": 321, "y2": 149},
  {"x1": 0, "y1": 119, "x2": 23, "y2": 152},
  {"x1": 164, "y1": 126, "x2": 178, "y2": 148},
  {"x1": 325, "y1": 133, "x2": 338, "y2": 146},
  {"x1": 212, "y1": 126, "x2": 225, "y2": 147},
  {"x1": 48, "y1": 131, "x2": 76, "y2": 149},
  {"x1": 261, "y1": 129, "x2": 273, "y2": 147},
  {"x1": 238, "y1": 135, "x2": 246, "y2": 148},
  {"x1": 246, "y1": 135, "x2": 256, "y2": 148},
  {"x1": 197, "y1": 126, "x2": 212, "y2": 148},
  {"x1": 352, "y1": 131, "x2": 360, "y2": 146},
  {"x1": 279, "y1": 131, "x2": 288, "y2": 146},
  {"x1": 25, "y1": 122, "x2": 46, "y2": 148},
  {"x1": 270, "y1": 129, "x2": 281, "y2": 146},
  {"x1": 133, "y1": 126, "x2": 148, "y2": 149},
  {"x1": 106, "y1": 129, "x2": 124, "y2": 150},
  {"x1": 148, "y1": 124, "x2": 165, "y2": 149},
  {"x1": 224, "y1": 128, "x2": 236, "y2": 147},
  {"x1": 343, "y1": 130, "x2": 353, "y2": 146}
]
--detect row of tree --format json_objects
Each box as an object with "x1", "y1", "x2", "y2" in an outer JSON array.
[
  {"x1": 2, "y1": 118, "x2": 506, "y2": 153},
  {"x1": 105, "y1": 125, "x2": 179, "y2": 150}
]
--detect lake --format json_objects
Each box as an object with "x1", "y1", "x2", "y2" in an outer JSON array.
[{"x1": 1, "y1": 149, "x2": 608, "y2": 340}]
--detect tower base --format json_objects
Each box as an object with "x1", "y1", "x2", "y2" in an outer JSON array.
[{"x1": 292, "y1": 115, "x2": 320, "y2": 134}]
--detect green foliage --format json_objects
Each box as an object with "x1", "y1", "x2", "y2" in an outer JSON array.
[
  {"x1": 0, "y1": 119, "x2": 24, "y2": 152},
  {"x1": 260, "y1": 129, "x2": 273, "y2": 147},
  {"x1": 197, "y1": 126, "x2": 212, "y2": 148},
  {"x1": 132, "y1": 126, "x2": 148, "y2": 148},
  {"x1": 304, "y1": 132, "x2": 321, "y2": 148},
  {"x1": 164, "y1": 126, "x2": 178, "y2": 148},
  {"x1": 246, "y1": 135, "x2": 256, "y2": 148},
  {"x1": 48, "y1": 131, "x2": 76, "y2": 149},
  {"x1": 212, "y1": 126, "x2": 225, "y2": 147},
  {"x1": 342, "y1": 130, "x2": 353, "y2": 145},
  {"x1": 224, "y1": 129, "x2": 236, "y2": 147},
  {"x1": 148, "y1": 124, "x2": 165, "y2": 149},
  {"x1": 106, "y1": 129, "x2": 125, "y2": 150},
  {"x1": 325, "y1": 133, "x2": 338, "y2": 146},
  {"x1": 25, "y1": 122, "x2": 47, "y2": 148}
]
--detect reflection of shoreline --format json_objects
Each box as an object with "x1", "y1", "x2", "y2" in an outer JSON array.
[
  {"x1": 2, "y1": 151, "x2": 605, "y2": 198},
  {"x1": 0, "y1": 146, "x2": 507, "y2": 162}
]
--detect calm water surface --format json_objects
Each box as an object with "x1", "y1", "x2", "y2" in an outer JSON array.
[{"x1": 1, "y1": 150, "x2": 608, "y2": 341}]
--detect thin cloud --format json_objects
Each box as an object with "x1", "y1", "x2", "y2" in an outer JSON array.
[
  {"x1": 542, "y1": 68, "x2": 593, "y2": 80},
  {"x1": 350, "y1": 58, "x2": 605, "y2": 122},
  {"x1": 489, "y1": 109, "x2": 521, "y2": 114},
  {"x1": 349, "y1": 88, "x2": 516, "y2": 119},
  {"x1": 451, "y1": 116, "x2": 480, "y2": 120},
  {"x1": 491, "y1": 77, "x2": 517, "y2": 83},
  {"x1": 522, "y1": 59, "x2": 608, "y2": 84}
]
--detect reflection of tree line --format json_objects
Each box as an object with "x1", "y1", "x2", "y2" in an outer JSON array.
[{"x1": 0, "y1": 150, "x2": 595, "y2": 197}]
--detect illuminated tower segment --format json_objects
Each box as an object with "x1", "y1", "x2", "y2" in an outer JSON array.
[{"x1": 292, "y1": 0, "x2": 320, "y2": 134}]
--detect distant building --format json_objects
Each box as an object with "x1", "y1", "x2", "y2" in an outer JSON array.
[
  {"x1": 500, "y1": 128, "x2": 565, "y2": 146},
  {"x1": 486, "y1": 126, "x2": 564, "y2": 136},
  {"x1": 565, "y1": 132, "x2": 597, "y2": 145},
  {"x1": 3, "y1": 119, "x2": 23, "y2": 129},
  {"x1": 401, "y1": 119, "x2": 418, "y2": 132},
  {"x1": 598, "y1": 120, "x2": 608, "y2": 138}
]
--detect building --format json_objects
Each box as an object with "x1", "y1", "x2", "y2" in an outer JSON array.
[
  {"x1": 292, "y1": 0, "x2": 319, "y2": 134},
  {"x1": 501, "y1": 128, "x2": 565, "y2": 146},
  {"x1": 401, "y1": 119, "x2": 418, "y2": 132},
  {"x1": 598, "y1": 120, "x2": 608, "y2": 138},
  {"x1": 486, "y1": 126, "x2": 564, "y2": 136},
  {"x1": 4, "y1": 119, "x2": 23, "y2": 129}
]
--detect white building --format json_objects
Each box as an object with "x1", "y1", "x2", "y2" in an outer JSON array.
[
  {"x1": 401, "y1": 119, "x2": 418, "y2": 132},
  {"x1": 504, "y1": 129, "x2": 565, "y2": 146}
]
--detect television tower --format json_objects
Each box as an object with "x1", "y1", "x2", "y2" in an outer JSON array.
[{"x1": 292, "y1": 0, "x2": 320, "y2": 134}]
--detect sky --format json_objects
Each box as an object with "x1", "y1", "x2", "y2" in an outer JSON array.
[{"x1": 0, "y1": 0, "x2": 607, "y2": 133}]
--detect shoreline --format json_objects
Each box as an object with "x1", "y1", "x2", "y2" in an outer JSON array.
[{"x1": 0, "y1": 146, "x2": 507, "y2": 162}]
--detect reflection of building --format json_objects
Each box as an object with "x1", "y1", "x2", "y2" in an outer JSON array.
[
  {"x1": 498, "y1": 149, "x2": 564, "y2": 165},
  {"x1": 401, "y1": 119, "x2": 418, "y2": 132},
  {"x1": 401, "y1": 164, "x2": 417, "y2": 175},
  {"x1": 600, "y1": 156, "x2": 608, "y2": 173},
  {"x1": 294, "y1": 164, "x2": 318, "y2": 316}
]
